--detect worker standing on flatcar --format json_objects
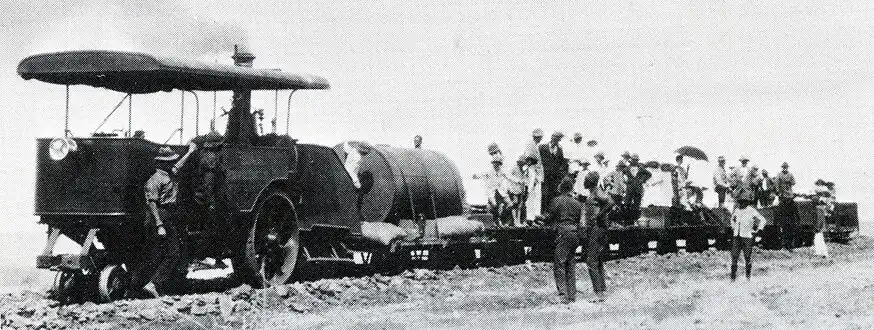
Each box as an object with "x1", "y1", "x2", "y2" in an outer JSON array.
[
  {"x1": 473, "y1": 155, "x2": 512, "y2": 226},
  {"x1": 539, "y1": 131, "x2": 568, "y2": 212},
  {"x1": 413, "y1": 135, "x2": 423, "y2": 149},
  {"x1": 713, "y1": 156, "x2": 729, "y2": 209},
  {"x1": 131, "y1": 144, "x2": 196, "y2": 297},
  {"x1": 544, "y1": 177, "x2": 583, "y2": 303},
  {"x1": 775, "y1": 162, "x2": 798, "y2": 250}
]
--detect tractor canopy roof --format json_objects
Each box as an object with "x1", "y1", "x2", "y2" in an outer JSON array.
[{"x1": 17, "y1": 50, "x2": 330, "y2": 94}]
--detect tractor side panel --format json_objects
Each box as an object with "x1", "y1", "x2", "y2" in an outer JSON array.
[
  {"x1": 223, "y1": 146, "x2": 292, "y2": 212},
  {"x1": 294, "y1": 145, "x2": 360, "y2": 233}
]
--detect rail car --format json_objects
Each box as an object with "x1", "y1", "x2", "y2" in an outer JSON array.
[{"x1": 17, "y1": 48, "x2": 858, "y2": 303}]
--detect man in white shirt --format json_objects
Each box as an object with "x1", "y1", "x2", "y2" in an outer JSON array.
[
  {"x1": 473, "y1": 155, "x2": 512, "y2": 226},
  {"x1": 730, "y1": 200, "x2": 767, "y2": 281},
  {"x1": 565, "y1": 132, "x2": 586, "y2": 174},
  {"x1": 713, "y1": 156, "x2": 729, "y2": 208}
]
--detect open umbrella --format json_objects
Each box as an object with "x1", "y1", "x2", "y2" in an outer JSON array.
[{"x1": 675, "y1": 146, "x2": 708, "y2": 161}]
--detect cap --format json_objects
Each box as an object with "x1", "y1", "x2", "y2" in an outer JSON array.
[
  {"x1": 573, "y1": 132, "x2": 583, "y2": 139},
  {"x1": 781, "y1": 161, "x2": 789, "y2": 168},
  {"x1": 616, "y1": 160, "x2": 627, "y2": 168},
  {"x1": 558, "y1": 176, "x2": 574, "y2": 193},
  {"x1": 487, "y1": 142, "x2": 501, "y2": 154},
  {"x1": 630, "y1": 153, "x2": 640, "y2": 161},
  {"x1": 594, "y1": 151, "x2": 605, "y2": 158},
  {"x1": 717, "y1": 155, "x2": 725, "y2": 161},
  {"x1": 201, "y1": 131, "x2": 225, "y2": 149},
  {"x1": 621, "y1": 151, "x2": 630, "y2": 158},
  {"x1": 739, "y1": 155, "x2": 749, "y2": 161},
  {"x1": 551, "y1": 131, "x2": 564, "y2": 139},
  {"x1": 155, "y1": 146, "x2": 180, "y2": 162},
  {"x1": 532, "y1": 128, "x2": 544, "y2": 137}
]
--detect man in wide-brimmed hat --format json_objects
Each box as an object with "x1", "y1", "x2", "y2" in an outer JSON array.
[
  {"x1": 131, "y1": 144, "x2": 196, "y2": 297},
  {"x1": 539, "y1": 131, "x2": 568, "y2": 212},
  {"x1": 775, "y1": 161, "x2": 799, "y2": 250}
]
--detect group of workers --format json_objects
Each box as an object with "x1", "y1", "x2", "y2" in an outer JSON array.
[{"x1": 474, "y1": 129, "x2": 839, "y2": 303}]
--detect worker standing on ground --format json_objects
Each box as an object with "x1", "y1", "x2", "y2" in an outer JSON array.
[
  {"x1": 539, "y1": 131, "x2": 568, "y2": 212},
  {"x1": 775, "y1": 162, "x2": 799, "y2": 251},
  {"x1": 131, "y1": 145, "x2": 196, "y2": 297},
  {"x1": 713, "y1": 156, "x2": 729, "y2": 209},
  {"x1": 582, "y1": 170, "x2": 611, "y2": 302},
  {"x1": 729, "y1": 200, "x2": 767, "y2": 282},
  {"x1": 544, "y1": 177, "x2": 582, "y2": 303}
]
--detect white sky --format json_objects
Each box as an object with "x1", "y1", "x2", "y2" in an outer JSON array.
[{"x1": 1, "y1": 0, "x2": 872, "y2": 256}]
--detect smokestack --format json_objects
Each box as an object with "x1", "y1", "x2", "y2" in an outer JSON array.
[
  {"x1": 232, "y1": 44, "x2": 255, "y2": 67},
  {"x1": 225, "y1": 44, "x2": 258, "y2": 145}
]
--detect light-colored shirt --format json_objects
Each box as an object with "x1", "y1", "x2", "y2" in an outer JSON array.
[
  {"x1": 565, "y1": 142, "x2": 586, "y2": 173},
  {"x1": 475, "y1": 169, "x2": 510, "y2": 199},
  {"x1": 144, "y1": 169, "x2": 177, "y2": 205},
  {"x1": 731, "y1": 207, "x2": 767, "y2": 238},
  {"x1": 603, "y1": 170, "x2": 627, "y2": 196},
  {"x1": 713, "y1": 166, "x2": 729, "y2": 188}
]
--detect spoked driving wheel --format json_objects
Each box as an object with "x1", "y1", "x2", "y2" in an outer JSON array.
[{"x1": 234, "y1": 191, "x2": 301, "y2": 288}]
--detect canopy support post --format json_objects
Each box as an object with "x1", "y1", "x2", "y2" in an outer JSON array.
[
  {"x1": 212, "y1": 91, "x2": 217, "y2": 131},
  {"x1": 273, "y1": 90, "x2": 278, "y2": 133},
  {"x1": 286, "y1": 89, "x2": 297, "y2": 135},
  {"x1": 127, "y1": 93, "x2": 132, "y2": 137},
  {"x1": 180, "y1": 91, "x2": 185, "y2": 144},
  {"x1": 188, "y1": 91, "x2": 200, "y2": 137},
  {"x1": 64, "y1": 85, "x2": 70, "y2": 137}
]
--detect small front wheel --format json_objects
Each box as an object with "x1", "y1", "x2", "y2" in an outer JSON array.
[{"x1": 97, "y1": 264, "x2": 128, "y2": 302}]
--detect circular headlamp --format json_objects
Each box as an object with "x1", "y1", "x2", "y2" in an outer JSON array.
[{"x1": 48, "y1": 137, "x2": 78, "y2": 161}]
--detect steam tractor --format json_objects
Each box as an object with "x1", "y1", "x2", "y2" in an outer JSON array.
[{"x1": 17, "y1": 48, "x2": 858, "y2": 303}]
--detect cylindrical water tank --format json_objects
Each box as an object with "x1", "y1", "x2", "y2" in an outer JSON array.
[{"x1": 336, "y1": 143, "x2": 466, "y2": 224}]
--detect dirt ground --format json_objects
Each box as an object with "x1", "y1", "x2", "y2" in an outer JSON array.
[{"x1": 1, "y1": 236, "x2": 872, "y2": 329}]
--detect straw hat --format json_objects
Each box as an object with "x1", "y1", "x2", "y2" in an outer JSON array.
[{"x1": 155, "y1": 146, "x2": 179, "y2": 162}]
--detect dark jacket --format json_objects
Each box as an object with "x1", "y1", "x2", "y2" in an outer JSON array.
[
  {"x1": 624, "y1": 165, "x2": 652, "y2": 194},
  {"x1": 545, "y1": 193, "x2": 582, "y2": 225},
  {"x1": 539, "y1": 143, "x2": 568, "y2": 181}
]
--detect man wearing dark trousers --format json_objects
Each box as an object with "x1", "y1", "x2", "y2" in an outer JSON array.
[
  {"x1": 539, "y1": 131, "x2": 568, "y2": 212},
  {"x1": 544, "y1": 177, "x2": 582, "y2": 304},
  {"x1": 624, "y1": 153, "x2": 651, "y2": 222},
  {"x1": 131, "y1": 145, "x2": 195, "y2": 297},
  {"x1": 775, "y1": 162, "x2": 799, "y2": 250},
  {"x1": 583, "y1": 170, "x2": 612, "y2": 302}
]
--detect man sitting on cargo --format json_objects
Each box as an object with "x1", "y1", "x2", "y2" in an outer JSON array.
[{"x1": 473, "y1": 155, "x2": 513, "y2": 227}]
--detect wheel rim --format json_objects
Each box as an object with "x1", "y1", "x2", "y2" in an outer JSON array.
[
  {"x1": 248, "y1": 194, "x2": 299, "y2": 287},
  {"x1": 98, "y1": 264, "x2": 128, "y2": 302}
]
